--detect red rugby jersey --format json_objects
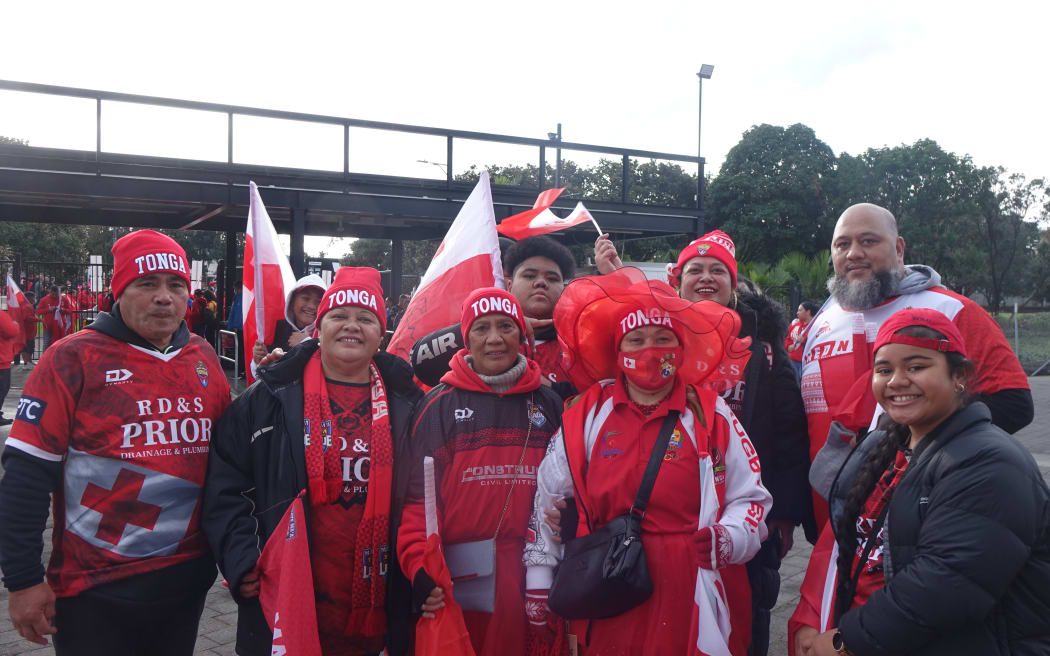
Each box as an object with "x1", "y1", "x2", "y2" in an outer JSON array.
[{"x1": 6, "y1": 329, "x2": 230, "y2": 597}]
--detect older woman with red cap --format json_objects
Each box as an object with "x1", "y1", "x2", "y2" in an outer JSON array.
[
  {"x1": 790, "y1": 308, "x2": 1050, "y2": 656},
  {"x1": 524, "y1": 267, "x2": 771, "y2": 655},
  {"x1": 396, "y1": 287, "x2": 564, "y2": 656},
  {"x1": 203, "y1": 267, "x2": 423, "y2": 656}
]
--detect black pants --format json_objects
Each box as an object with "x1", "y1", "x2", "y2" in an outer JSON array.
[
  {"x1": 53, "y1": 589, "x2": 207, "y2": 656},
  {"x1": 0, "y1": 368, "x2": 10, "y2": 416},
  {"x1": 746, "y1": 532, "x2": 783, "y2": 656}
]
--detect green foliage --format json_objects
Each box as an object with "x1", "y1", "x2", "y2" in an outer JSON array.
[
  {"x1": 0, "y1": 135, "x2": 28, "y2": 146},
  {"x1": 341, "y1": 238, "x2": 440, "y2": 282},
  {"x1": 707, "y1": 124, "x2": 836, "y2": 263}
]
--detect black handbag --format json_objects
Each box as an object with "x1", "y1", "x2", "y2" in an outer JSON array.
[{"x1": 547, "y1": 410, "x2": 680, "y2": 619}]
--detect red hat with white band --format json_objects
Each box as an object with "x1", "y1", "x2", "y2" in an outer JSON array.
[
  {"x1": 873, "y1": 308, "x2": 968, "y2": 359},
  {"x1": 314, "y1": 267, "x2": 387, "y2": 334},
  {"x1": 110, "y1": 229, "x2": 191, "y2": 300}
]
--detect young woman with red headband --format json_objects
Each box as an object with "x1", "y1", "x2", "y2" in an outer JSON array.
[
  {"x1": 396, "y1": 287, "x2": 564, "y2": 656},
  {"x1": 524, "y1": 268, "x2": 771, "y2": 655},
  {"x1": 790, "y1": 308, "x2": 1050, "y2": 656}
]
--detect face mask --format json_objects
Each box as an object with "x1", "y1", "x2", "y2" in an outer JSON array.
[{"x1": 618, "y1": 346, "x2": 683, "y2": 391}]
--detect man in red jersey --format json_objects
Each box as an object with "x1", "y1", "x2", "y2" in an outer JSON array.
[
  {"x1": 801, "y1": 203, "x2": 1032, "y2": 527},
  {"x1": 0, "y1": 230, "x2": 231, "y2": 655}
]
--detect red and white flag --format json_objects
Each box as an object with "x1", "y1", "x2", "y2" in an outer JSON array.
[
  {"x1": 787, "y1": 524, "x2": 839, "y2": 656},
  {"x1": 242, "y1": 181, "x2": 296, "y2": 383},
  {"x1": 6, "y1": 274, "x2": 27, "y2": 310},
  {"x1": 387, "y1": 172, "x2": 503, "y2": 362},
  {"x1": 498, "y1": 196, "x2": 598, "y2": 241}
]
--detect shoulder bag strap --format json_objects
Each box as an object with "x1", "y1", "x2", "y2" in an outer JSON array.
[{"x1": 630, "y1": 410, "x2": 680, "y2": 518}]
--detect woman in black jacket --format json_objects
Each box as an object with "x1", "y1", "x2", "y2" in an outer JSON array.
[
  {"x1": 796, "y1": 308, "x2": 1050, "y2": 656},
  {"x1": 203, "y1": 267, "x2": 422, "y2": 656}
]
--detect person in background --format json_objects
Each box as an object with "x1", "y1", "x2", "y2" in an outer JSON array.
[
  {"x1": 13, "y1": 292, "x2": 39, "y2": 366},
  {"x1": 0, "y1": 307, "x2": 19, "y2": 424},
  {"x1": 250, "y1": 274, "x2": 326, "y2": 368},
  {"x1": 791, "y1": 308, "x2": 1050, "y2": 655},
  {"x1": 786, "y1": 301, "x2": 818, "y2": 384}
]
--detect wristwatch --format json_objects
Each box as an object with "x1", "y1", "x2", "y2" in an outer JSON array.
[{"x1": 832, "y1": 630, "x2": 853, "y2": 655}]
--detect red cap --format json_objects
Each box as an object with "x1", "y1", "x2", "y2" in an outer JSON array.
[
  {"x1": 873, "y1": 308, "x2": 968, "y2": 359},
  {"x1": 668, "y1": 230, "x2": 737, "y2": 289},
  {"x1": 460, "y1": 287, "x2": 527, "y2": 341},
  {"x1": 554, "y1": 267, "x2": 753, "y2": 392},
  {"x1": 110, "y1": 230, "x2": 191, "y2": 300},
  {"x1": 315, "y1": 267, "x2": 387, "y2": 334}
]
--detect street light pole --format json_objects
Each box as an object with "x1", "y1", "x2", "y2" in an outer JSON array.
[{"x1": 697, "y1": 65, "x2": 714, "y2": 229}]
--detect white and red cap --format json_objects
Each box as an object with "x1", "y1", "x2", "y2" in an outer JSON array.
[
  {"x1": 314, "y1": 267, "x2": 387, "y2": 334},
  {"x1": 873, "y1": 308, "x2": 968, "y2": 359},
  {"x1": 667, "y1": 230, "x2": 738, "y2": 289},
  {"x1": 110, "y1": 230, "x2": 190, "y2": 299}
]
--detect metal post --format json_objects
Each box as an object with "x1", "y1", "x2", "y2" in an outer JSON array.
[
  {"x1": 697, "y1": 76, "x2": 703, "y2": 218},
  {"x1": 621, "y1": 154, "x2": 630, "y2": 204},
  {"x1": 1014, "y1": 302, "x2": 1020, "y2": 354},
  {"x1": 343, "y1": 123, "x2": 350, "y2": 177},
  {"x1": 96, "y1": 98, "x2": 102, "y2": 175},
  {"x1": 290, "y1": 208, "x2": 305, "y2": 278},
  {"x1": 227, "y1": 112, "x2": 234, "y2": 165},
  {"x1": 391, "y1": 238, "x2": 404, "y2": 301},
  {"x1": 539, "y1": 145, "x2": 546, "y2": 189},
  {"x1": 555, "y1": 123, "x2": 562, "y2": 188},
  {"x1": 446, "y1": 136, "x2": 453, "y2": 186}
]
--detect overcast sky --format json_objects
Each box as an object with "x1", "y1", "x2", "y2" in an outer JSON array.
[{"x1": 2, "y1": 0, "x2": 1047, "y2": 256}]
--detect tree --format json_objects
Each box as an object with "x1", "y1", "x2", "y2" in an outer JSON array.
[
  {"x1": 0, "y1": 135, "x2": 28, "y2": 146},
  {"x1": 341, "y1": 238, "x2": 441, "y2": 288},
  {"x1": 706, "y1": 124, "x2": 837, "y2": 263}
]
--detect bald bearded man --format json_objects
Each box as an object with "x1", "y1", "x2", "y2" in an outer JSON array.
[{"x1": 800, "y1": 203, "x2": 1032, "y2": 526}]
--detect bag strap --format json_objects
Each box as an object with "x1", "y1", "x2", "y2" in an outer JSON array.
[{"x1": 629, "y1": 410, "x2": 680, "y2": 518}]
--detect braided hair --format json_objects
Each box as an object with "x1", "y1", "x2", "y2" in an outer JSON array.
[{"x1": 832, "y1": 324, "x2": 975, "y2": 622}]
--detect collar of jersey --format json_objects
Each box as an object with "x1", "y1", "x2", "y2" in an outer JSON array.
[{"x1": 86, "y1": 304, "x2": 190, "y2": 355}]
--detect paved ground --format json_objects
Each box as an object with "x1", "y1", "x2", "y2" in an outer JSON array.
[{"x1": 0, "y1": 364, "x2": 1045, "y2": 655}]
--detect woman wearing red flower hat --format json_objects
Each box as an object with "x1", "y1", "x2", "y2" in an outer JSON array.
[
  {"x1": 790, "y1": 308, "x2": 1050, "y2": 656},
  {"x1": 396, "y1": 287, "x2": 564, "y2": 656},
  {"x1": 203, "y1": 266, "x2": 423, "y2": 656},
  {"x1": 524, "y1": 267, "x2": 771, "y2": 655}
]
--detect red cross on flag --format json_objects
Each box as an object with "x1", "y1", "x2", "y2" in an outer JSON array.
[
  {"x1": 63, "y1": 449, "x2": 199, "y2": 558},
  {"x1": 386, "y1": 172, "x2": 504, "y2": 362},
  {"x1": 242, "y1": 181, "x2": 297, "y2": 383}
]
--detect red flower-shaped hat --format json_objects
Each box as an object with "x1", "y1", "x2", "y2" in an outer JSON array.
[{"x1": 554, "y1": 267, "x2": 752, "y2": 393}]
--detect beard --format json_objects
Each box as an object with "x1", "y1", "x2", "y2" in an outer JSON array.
[{"x1": 827, "y1": 268, "x2": 902, "y2": 310}]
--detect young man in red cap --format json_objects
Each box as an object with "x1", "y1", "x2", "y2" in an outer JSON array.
[{"x1": 0, "y1": 229, "x2": 231, "y2": 655}]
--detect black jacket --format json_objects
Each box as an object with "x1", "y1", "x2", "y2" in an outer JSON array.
[
  {"x1": 837, "y1": 403, "x2": 1050, "y2": 656},
  {"x1": 202, "y1": 340, "x2": 422, "y2": 656},
  {"x1": 733, "y1": 292, "x2": 815, "y2": 539}
]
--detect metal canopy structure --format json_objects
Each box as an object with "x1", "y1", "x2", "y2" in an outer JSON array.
[{"x1": 0, "y1": 80, "x2": 706, "y2": 285}]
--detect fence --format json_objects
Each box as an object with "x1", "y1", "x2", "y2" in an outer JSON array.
[{"x1": 994, "y1": 307, "x2": 1050, "y2": 375}]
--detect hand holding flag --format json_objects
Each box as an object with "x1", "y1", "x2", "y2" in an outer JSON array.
[{"x1": 242, "y1": 182, "x2": 297, "y2": 383}]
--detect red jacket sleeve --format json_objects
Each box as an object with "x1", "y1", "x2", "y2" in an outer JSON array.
[{"x1": 952, "y1": 298, "x2": 1029, "y2": 394}]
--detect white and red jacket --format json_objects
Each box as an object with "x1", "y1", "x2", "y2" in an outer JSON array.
[{"x1": 524, "y1": 379, "x2": 771, "y2": 655}]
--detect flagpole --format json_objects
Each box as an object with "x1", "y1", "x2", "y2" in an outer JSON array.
[{"x1": 588, "y1": 214, "x2": 604, "y2": 237}]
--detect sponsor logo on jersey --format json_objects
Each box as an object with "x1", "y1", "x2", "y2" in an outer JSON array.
[
  {"x1": 527, "y1": 401, "x2": 546, "y2": 427},
  {"x1": 814, "y1": 320, "x2": 831, "y2": 339},
  {"x1": 105, "y1": 369, "x2": 133, "y2": 384},
  {"x1": 454, "y1": 407, "x2": 474, "y2": 421},
  {"x1": 195, "y1": 361, "x2": 209, "y2": 388},
  {"x1": 598, "y1": 430, "x2": 624, "y2": 458},
  {"x1": 15, "y1": 395, "x2": 47, "y2": 425},
  {"x1": 460, "y1": 463, "x2": 537, "y2": 484},
  {"x1": 664, "y1": 428, "x2": 683, "y2": 462}
]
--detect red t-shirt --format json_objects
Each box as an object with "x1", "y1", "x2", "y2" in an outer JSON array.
[
  {"x1": 6, "y1": 329, "x2": 231, "y2": 596},
  {"x1": 533, "y1": 339, "x2": 570, "y2": 387},
  {"x1": 309, "y1": 380, "x2": 380, "y2": 656},
  {"x1": 851, "y1": 450, "x2": 909, "y2": 607},
  {"x1": 785, "y1": 320, "x2": 805, "y2": 363}
]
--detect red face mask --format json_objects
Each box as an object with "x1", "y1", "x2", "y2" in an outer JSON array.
[{"x1": 618, "y1": 346, "x2": 684, "y2": 391}]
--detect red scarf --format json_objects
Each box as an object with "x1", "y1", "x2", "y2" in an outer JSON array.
[{"x1": 302, "y1": 351, "x2": 392, "y2": 638}]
